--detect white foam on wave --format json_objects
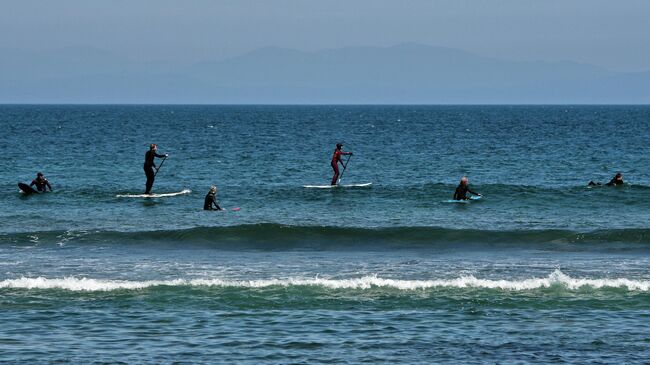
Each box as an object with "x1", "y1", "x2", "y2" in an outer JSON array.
[{"x1": 1, "y1": 270, "x2": 649, "y2": 292}]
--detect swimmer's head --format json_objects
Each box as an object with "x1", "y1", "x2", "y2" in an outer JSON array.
[
  {"x1": 37, "y1": 172, "x2": 43, "y2": 177},
  {"x1": 209, "y1": 185, "x2": 217, "y2": 193},
  {"x1": 336, "y1": 143, "x2": 343, "y2": 149},
  {"x1": 150, "y1": 144, "x2": 157, "y2": 150},
  {"x1": 461, "y1": 176, "x2": 468, "y2": 184}
]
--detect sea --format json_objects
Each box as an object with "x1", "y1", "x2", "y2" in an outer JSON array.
[{"x1": 1, "y1": 105, "x2": 650, "y2": 363}]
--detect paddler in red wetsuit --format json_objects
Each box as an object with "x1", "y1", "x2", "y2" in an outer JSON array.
[{"x1": 331, "y1": 143, "x2": 353, "y2": 185}]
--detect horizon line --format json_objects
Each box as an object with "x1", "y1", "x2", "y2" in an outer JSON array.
[{"x1": 1, "y1": 103, "x2": 649, "y2": 107}]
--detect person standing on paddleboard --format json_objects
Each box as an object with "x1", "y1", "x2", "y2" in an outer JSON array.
[
  {"x1": 30, "y1": 172, "x2": 52, "y2": 192},
  {"x1": 453, "y1": 176, "x2": 481, "y2": 200},
  {"x1": 204, "y1": 186, "x2": 223, "y2": 211},
  {"x1": 331, "y1": 143, "x2": 353, "y2": 185},
  {"x1": 144, "y1": 144, "x2": 168, "y2": 194}
]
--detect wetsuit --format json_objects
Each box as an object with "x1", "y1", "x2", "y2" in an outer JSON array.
[
  {"x1": 589, "y1": 175, "x2": 624, "y2": 186},
  {"x1": 605, "y1": 177, "x2": 624, "y2": 186},
  {"x1": 331, "y1": 149, "x2": 351, "y2": 185},
  {"x1": 204, "y1": 192, "x2": 222, "y2": 210},
  {"x1": 453, "y1": 184, "x2": 478, "y2": 200},
  {"x1": 30, "y1": 178, "x2": 52, "y2": 192},
  {"x1": 144, "y1": 150, "x2": 166, "y2": 194}
]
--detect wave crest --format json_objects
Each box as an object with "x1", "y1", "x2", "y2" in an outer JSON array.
[
  {"x1": 4, "y1": 224, "x2": 650, "y2": 247},
  {"x1": 2, "y1": 270, "x2": 649, "y2": 292}
]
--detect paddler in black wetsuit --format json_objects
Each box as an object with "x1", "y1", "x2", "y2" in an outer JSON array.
[
  {"x1": 588, "y1": 172, "x2": 624, "y2": 187},
  {"x1": 453, "y1": 176, "x2": 481, "y2": 200},
  {"x1": 204, "y1": 186, "x2": 223, "y2": 210},
  {"x1": 144, "y1": 144, "x2": 168, "y2": 194},
  {"x1": 30, "y1": 172, "x2": 52, "y2": 192}
]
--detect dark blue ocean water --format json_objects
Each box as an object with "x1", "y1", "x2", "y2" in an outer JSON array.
[{"x1": 1, "y1": 105, "x2": 650, "y2": 363}]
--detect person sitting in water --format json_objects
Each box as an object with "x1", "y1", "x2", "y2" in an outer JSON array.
[
  {"x1": 588, "y1": 172, "x2": 624, "y2": 186},
  {"x1": 606, "y1": 172, "x2": 624, "y2": 186},
  {"x1": 30, "y1": 172, "x2": 52, "y2": 192},
  {"x1": 331, "y1": 143, "x2": 353, "y2": 185},
  {"x1": 204, "y1": 186, "x2": 223, "y2": 211},
  {"x1": 453, "y1": 176, "x2": 481, "y2": 200}
]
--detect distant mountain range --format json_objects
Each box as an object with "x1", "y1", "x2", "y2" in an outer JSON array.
[{"x1": 1, "y1": 43, "x2": 648, "y2": 103}]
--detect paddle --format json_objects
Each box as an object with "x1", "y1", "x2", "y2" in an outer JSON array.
[
  {"x1": 337, "y1": 154, "x2": 353, "y2": 184},
  {"x1": 154, "y1": 156, "x2": 167, "y2": 177}
]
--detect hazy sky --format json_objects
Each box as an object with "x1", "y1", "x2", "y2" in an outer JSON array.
[{"x1": 2, "y1": 0, "x2": 650, "y2": 71}]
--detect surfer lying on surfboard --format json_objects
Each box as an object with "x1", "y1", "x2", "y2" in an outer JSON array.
[
  {"x1": 453, "y1": 176, "x2": 481, "y2": 200},
  {"x1": 331, "y1": 143, "x2": 353, "y2": 185},
  {"x1": 204, "y1": 186, "x2": 223, "y2": 211},
  {"x1": 31, "y1": 172, "x2": 52, "y2": 192},
  {"x1": 144, "y1": 144, "x2": 168, "y2": 194},
  {"x1": 588, "y1": 172, "x2": 624, "y2": 187}
]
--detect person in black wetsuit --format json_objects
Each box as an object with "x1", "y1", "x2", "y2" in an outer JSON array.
[
  {"x1": 588, "y1": 172, "x2": 624, "y2": 187},
  {"x1": 606, "y1": 172, "x2": 624, "y2": 186},
  {"x1": 144, "y1": 144, "x2": 168, "y2": 194},
  {"x1": 204, "y1": 186, "x2": 223, "y2": 210},
  {"x1": 30, "y1": 172, "x2": 52, "y2": 192},
  {"x1": 453, "y1": 176, "x2": 481, "y2": 200}
]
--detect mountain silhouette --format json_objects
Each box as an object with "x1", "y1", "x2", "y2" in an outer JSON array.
[{"x1": 1, "y1": 43, "x2": 648, "y2": 103}]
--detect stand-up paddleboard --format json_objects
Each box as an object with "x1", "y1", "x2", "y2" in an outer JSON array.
[
  {"x1": 444, "y1": 195, "x2": 482, "y2": 203},
  {"x1": 116, "y1": 189, "x2": 191, "y2": 198},
  {"x1": 18, "y1": 182, "x2": 40, "y2": 195},
  {"x1": 303, "y1": 182, "x2": 372, "y2": 189}
]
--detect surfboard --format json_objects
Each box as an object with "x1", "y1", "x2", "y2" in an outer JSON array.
[
  {"x1": 18, "y1": 182, "x2": 39, "y2": 195},
  {"x1": 444, "y1": 195, "x2": 482, "y2": 203},
  {"x1": 303, "y1": 183, "x2": 372, "y2": 189},
  {"x1": 215, "y1": 207, "x2": 241, "y2": 212},
  {"x1": 116, "y1": 189, "x2": 191, "y2": 198}
]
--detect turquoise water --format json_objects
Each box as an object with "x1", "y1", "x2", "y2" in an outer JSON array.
[{"x1": 1, "y1": 105, "x2": 650, "y2": 363}]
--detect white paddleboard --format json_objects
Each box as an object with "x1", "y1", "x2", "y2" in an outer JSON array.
[
  {"x1": 303, "y1": 183, "x2": 372, "y2": 189},
  {"x1": 116, "y1": 189, "x2": 191, "y2": 198},
  {"x1": 444, "y1": 195, "x2": 482, "y2": 203}
]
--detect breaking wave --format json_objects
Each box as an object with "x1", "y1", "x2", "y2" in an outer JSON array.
[{"x1": 2, "y1": 270, "x2": 649, "y2": 292}]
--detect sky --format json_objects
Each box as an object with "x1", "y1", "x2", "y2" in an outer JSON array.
[{"x1": 2, "y1": 0, "x2": 650, "y2": 72}]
